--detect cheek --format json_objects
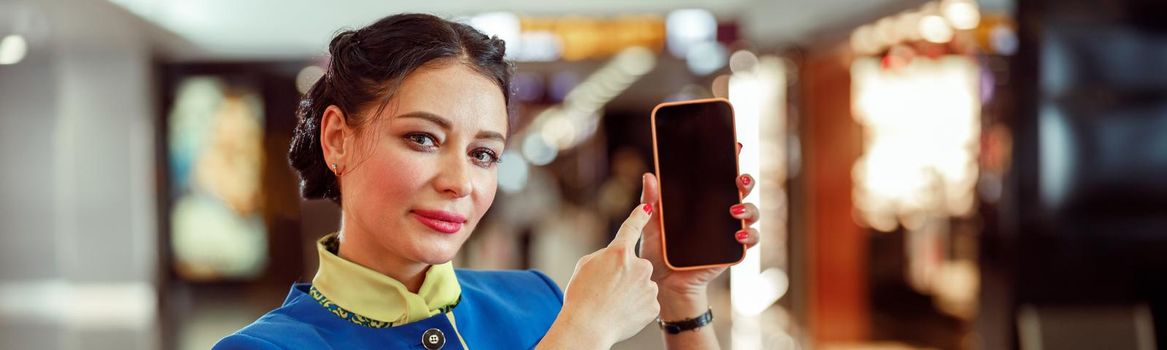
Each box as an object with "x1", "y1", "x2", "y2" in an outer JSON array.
[
  {"x1": 471, "y1": 171, "x2": 498, "y2": 219},
  {"x1": 355, "y1": 148, "x2": 431, "y2": 209}
]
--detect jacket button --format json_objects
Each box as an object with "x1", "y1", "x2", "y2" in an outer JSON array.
[{"x1": 422, "y1": 328, "x2": 445, "y2": 350}]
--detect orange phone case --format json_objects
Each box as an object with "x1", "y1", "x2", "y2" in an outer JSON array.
[{"x1": 649, "y1": 97, "x2": 747, "y2": 271}]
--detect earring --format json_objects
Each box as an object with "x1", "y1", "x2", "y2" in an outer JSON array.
[{"x1": 332, "y1": 163, "x2": 340, "y2": 175}]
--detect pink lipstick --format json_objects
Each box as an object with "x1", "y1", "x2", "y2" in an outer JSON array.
[{"x1": 411, "y1": 209, "x2": 466, "y2": 234}]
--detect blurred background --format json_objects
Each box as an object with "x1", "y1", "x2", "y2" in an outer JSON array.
[{"x1": 1, "y1": 0, "x2": 1165, "y2": 349}]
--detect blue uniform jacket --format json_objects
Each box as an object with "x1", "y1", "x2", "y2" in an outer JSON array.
[{"x1": 213, "y1": 269, "x2": 564, "y2": 349}]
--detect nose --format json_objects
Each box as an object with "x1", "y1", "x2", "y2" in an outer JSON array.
[{"x1": 434, "y1": 151, "x2": 473, "y2": 198}]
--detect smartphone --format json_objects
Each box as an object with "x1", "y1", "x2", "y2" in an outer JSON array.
[{"x1": 650, "y1": 98, "x2": 746, "y2": 271}]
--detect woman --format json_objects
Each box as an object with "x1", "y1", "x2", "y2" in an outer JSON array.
[{"x1": 214, "y1": 13, "x2": 761, "y2": 350}]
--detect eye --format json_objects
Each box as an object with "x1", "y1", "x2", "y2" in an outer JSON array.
[
  {"x1": 470, "y1": 148, "x2": 501, "y2": 167},
  {"x1": 405, "y1": 133, "x2": 438, "y2": 149}
]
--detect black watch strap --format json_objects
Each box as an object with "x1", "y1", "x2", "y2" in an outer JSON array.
[{"x1": 657, "y1": 308, "x2": 713, "y2": 334}]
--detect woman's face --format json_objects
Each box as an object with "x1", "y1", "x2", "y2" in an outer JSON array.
[{"x1": 341, "y1": 62, "x2": 507, "y2": 265}]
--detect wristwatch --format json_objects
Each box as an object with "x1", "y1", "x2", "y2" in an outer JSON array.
[{"x1": 657, "y1": 308, "x2": 713, "y2": 334}]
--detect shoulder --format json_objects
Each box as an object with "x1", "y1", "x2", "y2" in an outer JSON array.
[
  {"x1": 212, "y1": 285, "x2": 333, "y2": 350},
  {"x1": 451, "y1": 269, "x2": 563, "y2": 346},
  {"x1": 213, "y1": 313, "x2": 325, "y2": 350},
  {"x1": 455, "y1": 269, "x2": 564, "y2": 304},
  {"x1": 213, "y1": 332, "x2": 284, "y2": 350}
]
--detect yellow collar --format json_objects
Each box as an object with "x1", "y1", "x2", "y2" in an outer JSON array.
[{"x1": 310, "y1": 233, "x2": 461, "y2": 325}]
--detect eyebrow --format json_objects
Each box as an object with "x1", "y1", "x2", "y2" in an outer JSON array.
[{"x1": 395, "y1": 111, "x2": 507, "y2": 143}]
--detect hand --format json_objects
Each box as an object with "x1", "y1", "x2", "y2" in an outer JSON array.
[
  {"x1": 540, "y1": 203, "x2": 660, "y2": 349},
  {"x1": 637, "y1": 146, "x2": 761, "y2": 320}
]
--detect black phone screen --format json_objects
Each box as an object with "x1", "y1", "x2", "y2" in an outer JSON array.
[{"x1": 652, "y1": 99, "x2": 744, "y2": 269}]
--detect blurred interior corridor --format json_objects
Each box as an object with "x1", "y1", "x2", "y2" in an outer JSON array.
[{"x1": 1, "y1": 0, "x2": 1165, "y2": 349}]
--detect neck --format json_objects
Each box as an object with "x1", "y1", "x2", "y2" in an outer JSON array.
[{"x1": 336, "y1": 220, "x2": 429, "y2": 293}]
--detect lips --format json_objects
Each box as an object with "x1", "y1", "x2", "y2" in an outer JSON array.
[{"x1": 410, "y1": 209, "x2": 467, "y2": 234}]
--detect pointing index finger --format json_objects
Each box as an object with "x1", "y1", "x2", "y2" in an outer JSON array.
[{"x1": 609, "y1": 203, "x2": 654, "y2": 249}]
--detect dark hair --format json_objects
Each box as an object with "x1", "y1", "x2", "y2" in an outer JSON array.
[{"x1": 289, "y1": 13, "x2": 513, "y2": 204}]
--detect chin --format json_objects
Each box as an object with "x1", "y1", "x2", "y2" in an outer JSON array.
[
  {"x1": 416, "y1": 251, "x2": 458, "y2": 265},
  {"x1": 412, "y1": 224, "x2": 475, "y2": 265},
  {"x1": 409, "y1": 240, "x2": 464, "y2": 265}
]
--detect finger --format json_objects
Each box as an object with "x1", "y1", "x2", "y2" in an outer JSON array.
[
  {"x1": 639, "y1": 173, "x2": 660, "y2": 205},
  {"x1": 729, "y1": 203, "x2": 759, "y2": 225},
  {"x1": 572, "y1": 254, "x2": 590, "y2": 273},
  {"x1": 634, "y1": 258, "x2": 655, "y2": 279},
  {"x1": 737, "y1": 174, "x2": 755, "y2": 197},
  {"x1": 637, "y1": 173, "x2": 662, "y2": 257},
  {"x1": 734, "y1": 227, "x2": 760, "y2": 248},
  {"x1": 610, "y1": 202, "x2": 654, "y2": 249}
]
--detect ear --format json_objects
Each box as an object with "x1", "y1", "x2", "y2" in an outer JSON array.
[{"x1": 320, "y1": 105, "x2": 351, "y2": 175}]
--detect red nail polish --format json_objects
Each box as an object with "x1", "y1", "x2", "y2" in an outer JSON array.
[
  {"x1": 731, "y1": 204, "x2": 745, "y2": 215},
  {"x1": 741, "y1": 175, "x2": 751, "y2": 186},
  {"x1": 736, "y1": 230, "x2": 748, "y2": 241},
  {"x1": 643, "y1": 203, "x2": 653, "y2": 214}
]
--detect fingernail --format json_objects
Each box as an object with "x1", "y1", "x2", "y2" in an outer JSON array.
[
  {"x1": 731, "y1": 204, "x2": 746, "y2": 215},
  {"x1": 741, "y1": 175, "x2": 751, "y2": 186},
  {"x1": 735, "y1": 230, "x2": 748, "y2": 241},
  {"x1": 643, "y1": 203, "x2": 653, "y2": 214}
]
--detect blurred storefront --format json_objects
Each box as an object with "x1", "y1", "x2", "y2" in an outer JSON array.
[{"x1": 794, "y1": 0, "x2": 1008, "y2": 347}]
